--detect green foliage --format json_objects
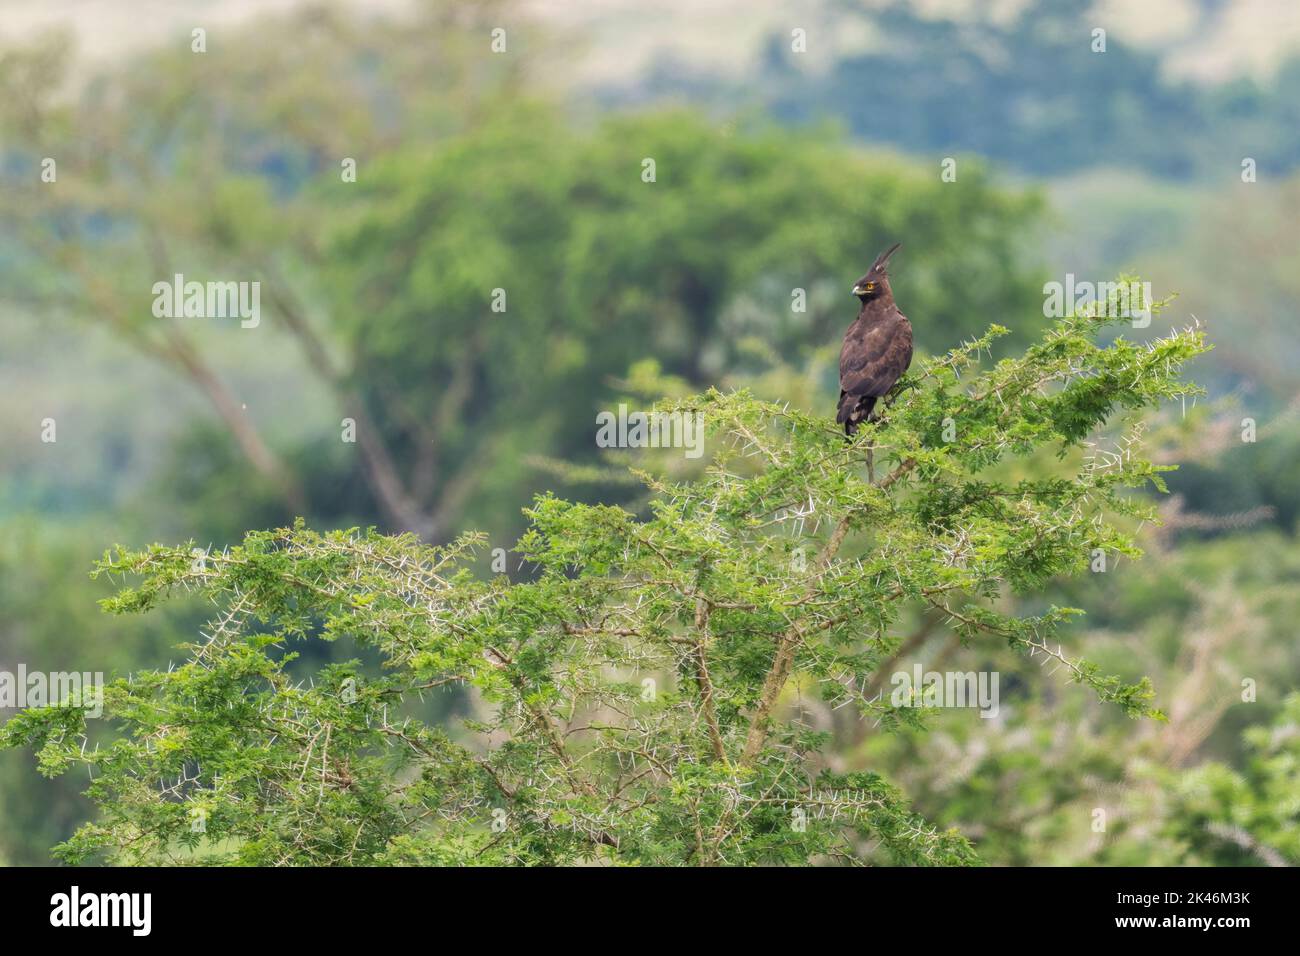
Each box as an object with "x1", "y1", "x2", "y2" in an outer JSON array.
[
  {"x1": 1146, "y1": 694, "x2": 1300, "y2": 866},
  {"x1": 0, "y1": 519, "x2": 207, "y2": 865},
  {"x1": 2, "y1": 300, "x2": 1207, "y2": 865},
  {"x1": 324, "y1": 105, "x2": 1047, "y2": 540},
  {"x1": 860, "y1": 526, "x2": 1300, "y2": 867}
]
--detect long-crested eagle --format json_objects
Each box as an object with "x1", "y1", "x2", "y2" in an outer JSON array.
[{"x1": 836, "y1": 242, "x2": 913, "y2": 436}]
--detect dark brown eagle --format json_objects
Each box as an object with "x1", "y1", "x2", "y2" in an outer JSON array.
[{"x1": 836, "y1": 242, "x2": 913, "y2": 435}]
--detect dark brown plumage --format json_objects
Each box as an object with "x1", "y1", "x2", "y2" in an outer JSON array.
[{"x1": 837, "y1": 242, "x2": 913, "y2": 436}]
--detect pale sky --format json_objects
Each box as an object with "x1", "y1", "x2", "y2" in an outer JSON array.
[{"x1": 1, "y1": 0, "x2": 1297, "y2": 85}]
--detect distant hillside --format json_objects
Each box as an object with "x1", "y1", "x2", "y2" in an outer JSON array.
[{"x1": 597, "y1": 0, "x2": 1300, "y2": 181}]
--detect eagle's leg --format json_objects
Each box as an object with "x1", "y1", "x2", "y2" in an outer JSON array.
[{"x1": 863, "y1": 397, "x2": 879, "y2": 482}]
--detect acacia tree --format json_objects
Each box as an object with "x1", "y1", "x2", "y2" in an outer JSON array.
[{"x1": 3, "y1": 302, "x2": 1207, "y2": 865}]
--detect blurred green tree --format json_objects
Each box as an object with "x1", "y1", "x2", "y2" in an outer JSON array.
[{"x1": 0, "y1": 6, "x2": 1045, "y2": 547}]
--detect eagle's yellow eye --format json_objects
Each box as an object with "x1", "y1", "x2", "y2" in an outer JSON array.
[{"x1": 865, "y1": 282, "x2": 875, "y2": 291}]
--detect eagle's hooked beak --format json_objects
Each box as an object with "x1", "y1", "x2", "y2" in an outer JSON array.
[{"x1": 852, "y1": 282, "x2": 868, "y2": 296}]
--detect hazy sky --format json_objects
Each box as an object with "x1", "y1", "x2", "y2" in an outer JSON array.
[{"x1": 1, "y1": 0, "x2": 1297, "y2": 85}]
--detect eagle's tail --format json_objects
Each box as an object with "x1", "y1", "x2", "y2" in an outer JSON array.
[{"x1": 838, "y1": 393, "x2": 878, "y2": 437}]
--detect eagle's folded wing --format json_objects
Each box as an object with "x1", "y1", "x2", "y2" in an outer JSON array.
[{"x1": 839, "y1": 316, "x2": 912, "y2": 399}]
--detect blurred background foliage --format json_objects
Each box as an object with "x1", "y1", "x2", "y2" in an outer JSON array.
[{"x1": 1, "y1": 0, "x2": 1297, "y2": 864}]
